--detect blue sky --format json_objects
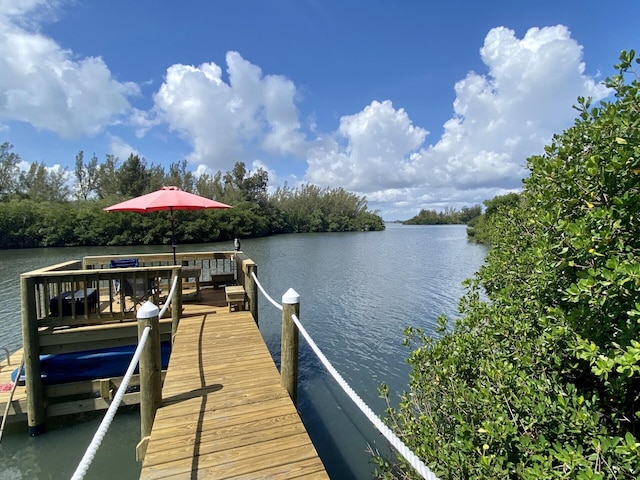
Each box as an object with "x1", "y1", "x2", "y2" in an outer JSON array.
[{"x1": 1, "y1": 1, "x2": 638, "y2": 219}]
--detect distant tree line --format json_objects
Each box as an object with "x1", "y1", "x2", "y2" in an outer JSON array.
[
  {"x1": 403, "y1": 204, "x2": 482, "y2": 225},
  {"x1": 0, "y1": 144, "x2": 384, "y2": 249}
]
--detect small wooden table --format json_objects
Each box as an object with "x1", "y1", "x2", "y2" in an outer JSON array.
[
  {"x1": 225, "y1": 285, "x2": 246, "y2": 312},
  {"x1": 181, "y1": 265, "x2": 202, "y2": 301}
]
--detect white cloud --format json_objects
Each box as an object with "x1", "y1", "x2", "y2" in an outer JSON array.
[
  {"x1": 0, "y1": 6, "x2": 615, "y2": 220},
  {"x1": 149, "y1": 52, "x2": 305, "y2": 173},
  {"x1": 306, "y1": 100, "x2": 428, "y2": 190},
  {"x1": 0, "y1": 1, "x2": 139, "y2": 138},
  {"x1": 428, "y1": 25, "x2": 610, "y2": 190},
  {"x1": 108, "y1": 135, "x2": 139, "y2": 161},
  {"x1": 304, "y1": 25, "x2": 610, "y2": 218}
]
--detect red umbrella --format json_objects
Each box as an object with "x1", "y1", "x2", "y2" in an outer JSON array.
[{"x1": 104, "y1": 186, "x2": 232, "y2": 264}]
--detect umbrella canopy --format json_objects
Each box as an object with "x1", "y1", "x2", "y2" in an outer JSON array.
[{"x1": 104, "y1": 186, "x2": 232, "y2": 263}]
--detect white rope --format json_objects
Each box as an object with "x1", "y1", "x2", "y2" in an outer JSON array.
[
  {"x1": 290, "y1": 313, "x2": 439, "y2": 480},
  {"x1": 251, "y1": 271, "x2": 282, "y2": 311},
  {"x1": 158, "y1": 275, "x2": 179, "y2": 319},
  {"x1": 70, "y1": 325, "x2": 152, "y2": 480},
  {"x1": 250, "y1": 274, "x2": 438, "y2": 478}
]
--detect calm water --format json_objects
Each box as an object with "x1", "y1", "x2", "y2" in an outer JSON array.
[{"x1": 0, "y1": 224, "x2": 487, "y2": 479}]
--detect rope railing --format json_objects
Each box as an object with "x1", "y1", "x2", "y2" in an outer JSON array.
[
  {"x1": 70, "y1": 325, "x2": 152, "y2": 480},
  {"x1": 158, "y1": 275, "x2": 179, "y2": 319},
  {"x1": 251, "y1": 271, "x2": 282, "y2": 311},
  {"x1": 71, "y1": 273, "x2": 176, "y2": 478},
  {"x1": 250, "y1": 274, "x2": 439, "y2": 480}
]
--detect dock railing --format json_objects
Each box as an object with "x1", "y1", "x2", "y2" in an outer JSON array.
[
  {"x1": 71, "y1": 299, "x2": 165, "y2": 480},
  {"x1": 83, "y1": 250, "x2": 239, "y2": 290},
  {"x1": 18, "y1": 250, "x2": 242, "y2": 436},
  {"x1": 20, "y1": 261, "x2": 180, "y2": 435},
  {"x1": 232, "y1": 251, "x2": 258, "y2": 324},
  {"x1": 249, "y1": 271, "x2": 440, "y2": 480}
]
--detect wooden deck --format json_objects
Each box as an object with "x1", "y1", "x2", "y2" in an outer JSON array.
[
  {"x1": 1, "y1": 282, "x2": 328, "y2": 479},
  {"x1": 140, "y1": 288, "x2": 329, "y2": 479},
  {"x1": 0, "y1": 349, "x2": 26, "y2": 422}
]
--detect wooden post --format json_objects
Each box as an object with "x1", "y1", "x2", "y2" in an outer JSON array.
[
  {"x1": 171, "y1": 268, "x2": 181, "y2": 343},
  {"x1": 247, "y1": 263, "x2": 258, "y2": 326},
  {"x1": 281, "y1": 288, "x2": 300, "y2": 406},
  {"x1": 136, "y1": 301, "x2": 162, "y2": 461},
  {"x1": 21, "y1": 275, "x2": 46, "y2": 436}
]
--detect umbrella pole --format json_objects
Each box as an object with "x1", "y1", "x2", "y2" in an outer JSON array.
[{"x1": 170, "y1": 207, "x2": 177, "y2": 265}]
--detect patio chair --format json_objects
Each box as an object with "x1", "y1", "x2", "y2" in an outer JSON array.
[{"x1": 110, "y1": 258, "x2": 157, "y2": 310}]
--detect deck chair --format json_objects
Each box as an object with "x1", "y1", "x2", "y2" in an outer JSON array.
[{"x1": 110, "y1": 258, "x2": 156, "y2": 310}]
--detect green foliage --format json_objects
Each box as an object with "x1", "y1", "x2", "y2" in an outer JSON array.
[
  {"x1": 0, "y1": 139, "x2": 384, "y2": 240},
  {"x1": 467, "y1": 192, "x2": 521, "y2": 243},
  {"x1": 404, "y1": 205, "x2": 482, "y2": 225},
  {"x1": 74, "y1": 151, "x2": 99, "y2": 200},
  {"x1": 16, "y1": 161, "x2": 70, "y2": 202},
  {"x1": 0, "y1": 159, "x2": 384, "y2": 248},
  {"x1": 117, "y1": 154, "x2": 151, "y2": 197},
  {"x1": 375, "y1": 50, "x2": 640, "y2": 478},
  {"x1": 0, "y1": 142, "x2": 21, "y2": 199},
  {"x1": 270, "y1": 183, "x2": 383, "y2": 233}
]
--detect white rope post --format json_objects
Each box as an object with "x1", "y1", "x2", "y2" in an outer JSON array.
[
  {"x1": 250, "y1": 275, "x2": 439, "y2": 479},
  {"x1": 136, "y1": 301, "x2": 162, "y2": 462},
  {"x1": 289, "y1": 314, "x2": 440, "y2": 480},
  {"x1": 281, "y1": 288, "x2": 300, "y2": 405}
]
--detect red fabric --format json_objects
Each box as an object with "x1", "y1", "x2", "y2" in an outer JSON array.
[{"x1": 104, "y1": 186, "x2": 232, "y2": 213}]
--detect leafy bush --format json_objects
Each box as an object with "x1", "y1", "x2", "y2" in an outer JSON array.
[{"x1": 375, "y1": 50, "x2": 640, "y2": 479}]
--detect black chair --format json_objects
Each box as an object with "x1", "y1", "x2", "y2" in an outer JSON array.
[{"x1": 110, "y1": 258, "x2": 156, "y2": 310}]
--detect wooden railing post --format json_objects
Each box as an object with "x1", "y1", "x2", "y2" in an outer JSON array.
[
  {"x1": 136, "y1": 301, "x2": 162, "y2": 462},
  {"x1": 247, "y1": 263, "x2": 258, "y2": 326},
  {"x1": 281, "y1": 288, "x2": 300, "y2": 406},
  {"x1": 171, "y1": 267, "x2": 182, "y2": 343},
  {"x1": 21, "y1": 275, "x2": 45, "y2": 436}
]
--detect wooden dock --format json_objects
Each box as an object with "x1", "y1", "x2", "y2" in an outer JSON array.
[
  {"x1": 140, "y1": 287, "x2": 329, "y2": 479},
  {"x1": 0, "y1": 349, "x2": 26, "y2": 422},
  {"x1": 2, "y1": 251, "x2": 328, "y2": 478}
]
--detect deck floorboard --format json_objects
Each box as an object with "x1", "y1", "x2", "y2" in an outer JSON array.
[{"x1": 140, "y1": 288, "x2": 328, "y2": 479}]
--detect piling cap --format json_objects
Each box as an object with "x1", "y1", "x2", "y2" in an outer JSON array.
[
  {"x1": 137, "y1": 300, "x2": 159, "y2": 319},
  {"x1": 282, "y1": 288, "x2": 300, "y2": 304}
]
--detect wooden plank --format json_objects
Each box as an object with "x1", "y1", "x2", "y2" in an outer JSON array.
[
  {"x1": 142, "y1": 413, "x2": 307, "y2": 464},
  {"x1": 143, "y1": 440, "x2": 323, "y2": 480},
  {"x1": 43, "y1": 372, "x2": 166, "y2": 398},
  {"x1": 141, "y1": 305, "x2": 328, "y2": 479},
  {"x1": 0, "y1": 349, "x2": 28, "y2": 424},
  {"x1": 147, "y1": 410, "x2": 301, "y2": 443},
  {"x1": 47, "y1": 392, "x2": 141, "y2": 417},
  {"x1": 158, "y1": 457, "x2": 327, "y2": 480},
  {"x1": 37, "y1": 319, "x2": 173, "y2": 355}
]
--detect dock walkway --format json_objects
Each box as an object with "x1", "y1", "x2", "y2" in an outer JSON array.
[{"x1": 140, "y1": 288, "x2": 328, "y2": 479}]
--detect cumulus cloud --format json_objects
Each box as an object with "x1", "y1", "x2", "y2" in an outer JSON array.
[
  {"x1": 305, "y1": 25, "x2": 610, "y2": 217},
  {"x1": 148, "y1": 52, "x2": 305, "y2": 173},
  {"x1": 428, "y1": 25, "x2": 609, "y2": 190},
  {"x1": 306, "y1": 100, "x2": 428, "y2": 191},
  {"x1": 0, "y1": 5, "x2": 615, "y2": 220},
  {"x1": 0, "y1": 0, "x2": 139, "y2": 138}
]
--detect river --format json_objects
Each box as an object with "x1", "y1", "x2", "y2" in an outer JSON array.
[{"x1": 0, "y1": 224, "x2": 487, "y2": 479}]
